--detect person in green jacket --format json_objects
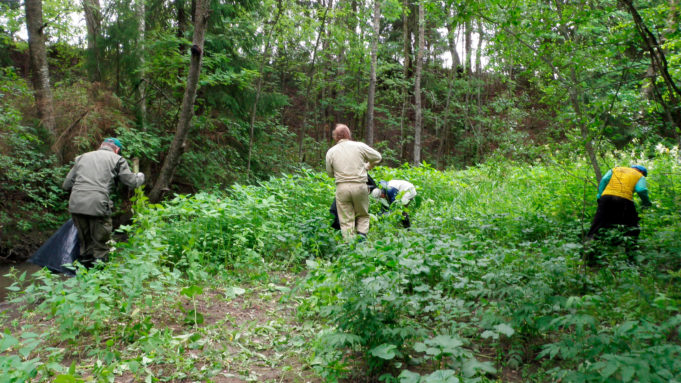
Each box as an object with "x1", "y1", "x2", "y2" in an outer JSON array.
[{"x1": 63, "y1": 138, "x2": 145, "y2": 266}]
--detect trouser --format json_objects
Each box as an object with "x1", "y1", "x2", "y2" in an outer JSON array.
[
  {"x1": 336, "y1": 182, "x2": 370, "y2": 240},
  {"x1": 587, "y1": 195, "x2": 640, "y2": 239},
  {"x1": 71, "y1": 213, "x2": 112, "y2": 266},
  {"x1": 585, "y1": 195, "x2": 640, "y2": 265}
]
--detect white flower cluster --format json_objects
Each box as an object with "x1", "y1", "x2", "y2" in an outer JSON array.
[{"x1": 655, "y1": 143, "x2": 679, "y2": 158}]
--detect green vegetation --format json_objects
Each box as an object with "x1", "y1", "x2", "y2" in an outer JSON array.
[
  {"x1": 2, "y1": 0, "x2": 681, "y2": 380},
  {"x1": 2, "y1": 149, "x2": 680, "y2": 382}
]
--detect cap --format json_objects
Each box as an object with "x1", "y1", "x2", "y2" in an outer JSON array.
[{"x1": 103, "y1": 137, "x2": 123, "y2": 150}]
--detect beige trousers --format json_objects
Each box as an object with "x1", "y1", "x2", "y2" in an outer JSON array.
[{"x1": 336, "y1": 182, "x2": 370, "y2": 239}]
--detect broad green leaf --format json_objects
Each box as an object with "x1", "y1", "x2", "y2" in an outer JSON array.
[
  {"x1": 0, "y1": 334, "x2": 18, "y2": 352},
  {"x1": 462, "y1": 358, "x2": 497, "y2": 378},
  {"x1": 422, "y1": 370, "x2": 459, "y2": 383},
  {"x1": 398, "y1": 370, "x2": 422, "y2": 383},
  {"x1": 370, "y1": 343, "x2": 397, "y2": 360},
  {"x1": 181, "y1": 285, "x2": 203, "y2": 298},
  {"x1": 494, "y1": 323, "x2": 515, "y2": 337}
]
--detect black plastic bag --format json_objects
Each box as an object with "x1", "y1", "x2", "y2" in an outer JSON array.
[{"x1": 28, "y1": 219, "x2": 80, "y2": 275}]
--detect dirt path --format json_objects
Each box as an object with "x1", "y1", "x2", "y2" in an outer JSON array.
[{"x1": 188, "y1": 279, "x2": 322, "y2": 383}]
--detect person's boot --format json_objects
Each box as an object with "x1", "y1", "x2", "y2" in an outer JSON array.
[{"x1": 357, "y1": 232, "x2": 367, "y2": 243}]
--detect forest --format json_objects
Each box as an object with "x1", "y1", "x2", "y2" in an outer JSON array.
[{"x1": 1, "y1": 0, "x2": 680, "y2": 381}]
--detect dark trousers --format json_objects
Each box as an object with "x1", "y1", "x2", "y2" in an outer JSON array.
[
  {"x1": 71, "y1": 213, "x2": 112, "y2": 266},
  {"x1": 585, "y1": 195, "x2": 640, "y2": 265},
  {"x1": 587, "y1": 195, "x2": 640, "y2": 239}
]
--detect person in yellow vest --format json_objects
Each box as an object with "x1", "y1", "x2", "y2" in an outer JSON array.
[{"x1": 587, "y1": 165, "x2": 651, "y2": 240}]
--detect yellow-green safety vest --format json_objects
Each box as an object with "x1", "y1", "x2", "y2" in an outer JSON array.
[{"x1": 602, "y1": 167, "x2": 642, "y2": 201}]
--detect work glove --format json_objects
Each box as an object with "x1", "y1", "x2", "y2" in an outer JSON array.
[{"x1": 137, "y1": 172, "x2": 146, "y2": 185}]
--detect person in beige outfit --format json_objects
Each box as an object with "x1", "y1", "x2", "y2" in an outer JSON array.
[{"x1": 325, "y1": 124, "x2": 382, "y2": 240}]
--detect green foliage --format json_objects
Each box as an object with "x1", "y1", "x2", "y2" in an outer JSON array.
[
  {"x1": 304, "y1": 155, "x2": 681, "y2": 381},
  {"x1": 2, "y1": 151, "x2": 681, "y2": 381},
  {"x1": 0, "y1": 69, "x2": 69, "y2": 249}
]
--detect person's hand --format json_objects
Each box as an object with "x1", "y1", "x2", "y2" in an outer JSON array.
[{"x1": 137, "y1": 172, "x2": 145, "y2": 185}]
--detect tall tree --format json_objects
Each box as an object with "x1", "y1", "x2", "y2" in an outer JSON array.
[
  {"x1": 437, "y1": 5, "x2": 460, "y2": 165},
  {"x1": 246, "y1": 0, "x2": 284, "y2": 179},
  {"x1": 149, "y1": 0, "x2": 209, "y2": 202},
  {"x1": 412, "y1": 0, "x2": 423, "y2": 164},
  {"x1": 464, "y1": 18, "x2": 472, "y2": 73},
  {"x1": 25, "y1": 0, "x2": 56, "y2": 135},
  {"x1": 82, "y1": 0, "x2": 102, "y2": 82},
  {"x1": 475, "y1": 18, "x2": 483, "y2": 74},
  {"x1": 297, "y1": 0, "x2": 330, "y2": 161},
  {"x1": 136, "y1": 0, "x2": 146, "y2": 124},
  {"x1": 365, "y1": 0, "x2": 381, "y2": 146},
  {"x1": 399, "y1": 0, "x2": 412, "y2": 159}
]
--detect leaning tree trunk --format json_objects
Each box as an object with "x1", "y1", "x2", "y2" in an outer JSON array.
[
  {"x1": 619, "y1": 0, "x2": 681, "y2": 138},
  {"x1": 25, "y1": 0, "x2": 56, "y2": 135},
  {"x1": 149, "y1": 0, "x2": 209, "y2": 203},
  {"x1": 412, "y1": 0, "x2": 424, "y2": 165},
  {"x1": 365, "y1": 0, "x2": 381, "y2": 146},
  {"x1": 553, "y1": 0, "x2": 602, "y2": 182}
]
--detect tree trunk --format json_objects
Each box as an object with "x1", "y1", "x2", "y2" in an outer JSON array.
[
  {"x1": 438, "y1": 13, "x2": 459, "y2": 166},
  {"x1": 619, "y1": 0, "x2": 681, "y2": 135},
  {"x1": 149, "y1": 0, "x2": 209, "y2": 203},
  {"x1": 25, "y1": 0, "x2": 56, "y2": 136},
  {"x1": 552, "y1": 0, "x2": 602, "y2": 181},
  {"x1": 246, "y1": 0, "x2": 284, "y2": 180},
  {"x1": 177, "y1": 0, "x2": 188, "y2": 50},
  {"x1": 365, "y1": 0, "x2": 381, "y2": 146},
  {"x1": 297, "y1": 1, "x2": 330, "y2": 161},
  {"x1": 136, "y1": 0, "x2": 146, "y2": 124},
  {"x1": 399, "y1": 0, "x2": 411, "y2": 160},
  {"x1": 476, "y1": 18, "x2": 483, "y2": 74},
  {"x1": 412, "y1": 0, "x2": 424, "y2": 165},
  {"x1": 464, "y1": 18, "x2": 472, "y2": 74},
  {"x1": 83, "y1": 0, "x2": 101, "y2": 82}
]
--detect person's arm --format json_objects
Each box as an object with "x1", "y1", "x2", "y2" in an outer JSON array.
[
  {"x1": 117, "y1": 157, "x2": 145, "y2": 188},
  {"x1": 634, "y1": 177, "x2": 652, "y2": 207},
  {"x1": 401, "y1": 187, "x2": 417, "y2": 205},
  {"x1": 62, "y1": 159, "x2": 79, "y2": 191},
  {"x1": 362, "y1": 144, "x2": 382, "y2": 170},
  {"x1": 325, "y1": 151, "x2": 335, "y2": 178},
  {"x1": 596, "y1": 169, "x2": 613, "y2": 200}
]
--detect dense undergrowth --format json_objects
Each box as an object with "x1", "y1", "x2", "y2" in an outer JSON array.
[{"x1": 1, "y1": 148, "x2": 681, "y2": 382}]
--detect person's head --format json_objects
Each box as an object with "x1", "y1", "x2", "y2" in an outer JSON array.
[
  {"x1": 371, "y1": 187, "x2": 385, "y2": 199},
  {"x1": 332, "y1": 124, "x2": 351, "y2": 142},
  {"x1": 631, "y1": 164, "x2": 648, "y2": 177},
  {"x1": 101, "y1": 137, "x2": 122, "y2": 154}
]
